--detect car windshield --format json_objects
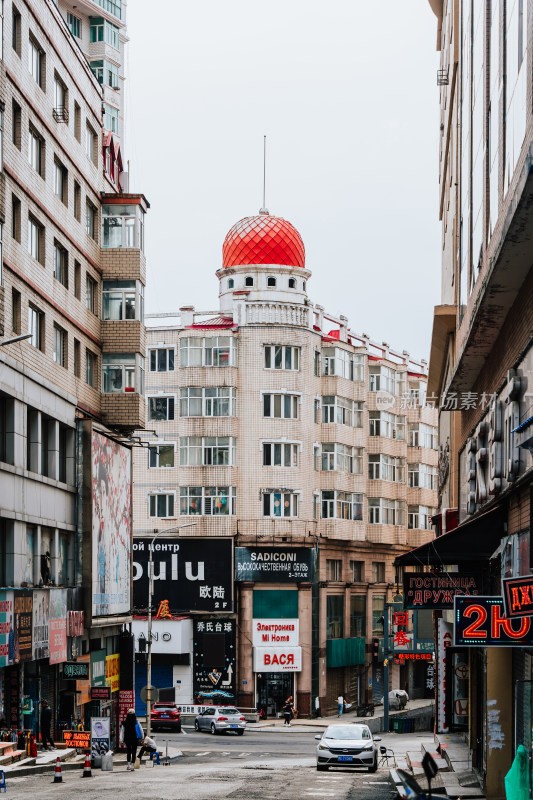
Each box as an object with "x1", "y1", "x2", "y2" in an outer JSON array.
[
  {"x1": 324, "y1": 726, "x2": 371, "y2": 740},
  {"x1": 218, "y1": 708, "x2": 239, "y2": 714}
]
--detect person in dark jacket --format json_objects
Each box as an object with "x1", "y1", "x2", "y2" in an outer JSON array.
[
  {"x1": 122, "y1": 708, "x2": 140, "y2": 770},
  {"x1": 40, "y1": 700, "x2": 54, "y2": 750},
  {"x1": 282, "y1": 696, "x2": 294, "y2": 727}
]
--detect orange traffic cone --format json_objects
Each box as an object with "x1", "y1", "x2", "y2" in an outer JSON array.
[
  {"x1": 82, "y1": 752, "x2": 92, "y2": 778},
  {"x1": 53, "y1": 756, "x2": 63, "y2": 783}
]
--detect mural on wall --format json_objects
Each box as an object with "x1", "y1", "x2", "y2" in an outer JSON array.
[{"x1": 92, "y1": 431, "x2": 131, "y2": 617}]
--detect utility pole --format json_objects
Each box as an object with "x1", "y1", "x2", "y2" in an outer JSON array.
[{"x1": 383, "y1": 603, "x2": 390, "y2": 733}]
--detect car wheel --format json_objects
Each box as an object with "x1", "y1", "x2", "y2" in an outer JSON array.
[
  {"x1": 237, "y1": 730, "x2": 244, "y2": 736},
  {"x1": 368, "y1": 757, "x2": 378, "y2": 773},
  {"x1": 317, "y1": 765, "x2": 328, "y2": 772},
  {"x1": 194, "y1": 721, "x2": 200, "y2": 732},
  {"x1": 210, "y1": 723, "x2": 217, "y2": 735}
]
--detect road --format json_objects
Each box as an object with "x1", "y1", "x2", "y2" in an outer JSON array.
[{"x1": 2, "y1": 728, "x2": 398, "y2": 799}]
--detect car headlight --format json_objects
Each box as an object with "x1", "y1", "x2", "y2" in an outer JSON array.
[
  {"x1": 362, "y1": 745, "x2": 374, "y2": 751},
  {"x1": 318, "y1": 743, "x2": 330, "y2": 751}
]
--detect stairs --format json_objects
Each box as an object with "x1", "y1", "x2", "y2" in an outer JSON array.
[
  {"x1": 390, "y1": 736, "x2": 485, "y2": 798},
  {"x1": 0, "y1": 741, "x2": 28, "y2": 766}
]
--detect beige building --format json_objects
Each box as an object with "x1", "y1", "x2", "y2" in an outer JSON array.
[{"x1": 133, "y1": 210, "x2": 438, "y2": 716}]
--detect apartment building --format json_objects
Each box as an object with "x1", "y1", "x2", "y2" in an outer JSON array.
[
  {"x1": 410, "y1": 1, "x2": 533, "y2": 796},
  {"x1": 132, "y1": 210, "x2": 438, "y2": 717},
  {"x1": 0, "y1": 0, "x2": 147, "y2": 744}
]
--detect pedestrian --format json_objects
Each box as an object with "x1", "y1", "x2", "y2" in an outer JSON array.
[
  {"x1": 337, "y1": 694, "x2": 344, "y2": 717},
  {"x1": 121, "y1": 708, "x2": 141, "y2": 770},
  {"x1": 138, "y1": 731, "x2": 157, "y2": 763},
  {"x1": 282, "y1": 696, "x2": 294, "y2": 727},
  {"x1": 314, "y1": 696, "x2": 321, "y2": 718},
  {"x1": 40, "y1": 699, "x2": 55, "y2": 750}
]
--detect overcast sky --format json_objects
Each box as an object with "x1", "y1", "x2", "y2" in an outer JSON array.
[{"x1": 126, "y1": 1, "x2": 441, "y2": 361}]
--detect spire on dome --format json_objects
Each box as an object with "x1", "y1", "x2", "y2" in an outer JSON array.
[{"x1": 259, "y1": 136, "x2": 269, "y2": 215}]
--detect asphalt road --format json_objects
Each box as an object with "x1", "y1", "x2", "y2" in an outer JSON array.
[{"x1": 2, "y1": 729, "x2": 398, "y2": 800}]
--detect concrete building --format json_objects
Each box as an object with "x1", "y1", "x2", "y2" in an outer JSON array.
[
  {"x1": 407, "y1": 1, "x2": 533, "y2": 797},
  {"x1": 0, "y1": 0, "x2": 147, "y2": 745},
  {"x1": 132, "y1": 210, "x2": 438, "y2": 718}
]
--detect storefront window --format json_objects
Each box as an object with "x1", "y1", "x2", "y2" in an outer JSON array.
[{"x1": 327, "y1": 595, "x2": 344, "y2": 639}]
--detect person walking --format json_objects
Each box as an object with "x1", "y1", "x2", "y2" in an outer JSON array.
[
  {"x1": 121, "y1": 708, "x2": 141, "y2": 770},
  {"x1": 40, "y1": 700, "x2": 55, "y2": 750},
  {"x1": 337, "y1": 694, "x2": 344, "y2": 717},
  {"x1": 282, "y1": 696, "x2": 294, "y2": 727}
]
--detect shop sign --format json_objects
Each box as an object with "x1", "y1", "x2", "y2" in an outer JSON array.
[
  {"x1": 252, "y1": 619, "x2": 299, "y2": 647},
  {"x1": 91, "y1": 650, "x2": 106, "y2": 687},
  {"x1": 253, "y1": 646, "x2": 302, "y2": 672},
  {"x1": 133, "y1": 538, "x2": 233, "y2": 613},
  {"x1": 90, "y1": 717, "x2": 110, "y2": 759},
  {"x1": 395, "y1": 653, "x2": 433, "y2": 661},
  {"x1": 0, "y1": 591, "x2": 13, "y2": 667},
  {"x1": 235, "y1": 547, "x2": 315, "y2": 582},
  {"x1": 91, "y1": 686, "x2": 111, "y2": 701},
  {"x1": 76, "y1": 655, "x2": 91, "y2": 706},
  {"x1": 391, "y1": 611, "x2": 434, "y2": 654},
  {"x1": 132, "y1": 618, "x2": 192, "y2": 655},
  {"x1": 403, "y1": 572, "x2": 482, "y2": 609},
  {"x1": 63, "y1": 730, "x2": 91, "y2": 748},
  {"x1": 118, "y1": 690, "x2": 135, "y2": 730},
  {"x1": 454, "y1": 596, "x2": 533, "y2": 646},
  {"x1": 13, "y1": 590, "x2": 33, "y2": 662},
  {"x1": 49, "y1": 589, "x2": 67, "y2": 665},
  {"x1": 436, "y1": 619, "x2": 452, "y2": 734},
  {"x1": 105, "y1": 654, "x2": 120, "y2": 692},
  {"x1": 193, "y1": 619, "x2": 236, "y2": 701},
  {"x1": 32, "y1": 589, "x2": 49, "y2": 660},
  {"x1": 502, "y1": 575, "x2": 533, "y2": 618},
  {"x1": 64, "y1": 662, "x2": 89, "y2": 680},
  {"x1": 67, "y1": 611, "x2": 85, "y2": 638}
]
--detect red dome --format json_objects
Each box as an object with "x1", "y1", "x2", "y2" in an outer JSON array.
[{"x1": 222, "y1": 214, "x2": 305, "y2": 268}]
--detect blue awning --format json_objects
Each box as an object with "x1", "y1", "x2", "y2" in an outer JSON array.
[{"x1": 512, "y1": 415, "x2": 533, "y2": 434}]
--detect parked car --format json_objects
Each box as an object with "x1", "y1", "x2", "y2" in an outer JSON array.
[
  {"x1": 194, "y1": 706, "x2": 246, "y2": 735},
  {"x1": 315, "y1": 724, "x2": 381, "y2": 772},
  {"x1": 150, "y1": 702, "x2": 181, "y2": 732}
]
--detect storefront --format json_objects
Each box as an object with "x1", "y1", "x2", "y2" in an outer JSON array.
[{"x1": 133, "y1": 617, "x2": 193, "y2": 711}]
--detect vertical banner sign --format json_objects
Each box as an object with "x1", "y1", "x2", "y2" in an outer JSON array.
[
  {"x1": 13, "y1": 591, "x2": 33, "y2": 662},
  {"x1": 193, "y1": 619, "x2": 236, "y2": 701},
  {"x1": 32, "y1": 589, "x2": 50, "y2": 660},
  {"x1": 90, "y1": 717, "x2": 110, "y2": 760},
  {"x1": 118, "y1": 690, "x2": 135, "y2": 733},
  {"x1": 105, "y1": 654, "x2": 120, "y2": 692},
  {"x1": 49, "y1": 589, "x2": 68, "y2": 665},
  {"x1": 0, "y1": 592, "x2": 13, "y2": 667},
  {"x1": 436, "y1": 619, "x2": 453, "y2": 734}
]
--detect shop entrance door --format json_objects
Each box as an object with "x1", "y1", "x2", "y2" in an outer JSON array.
[{"x1": 256, "y1": 673, "x2": 293, "y2": 719}]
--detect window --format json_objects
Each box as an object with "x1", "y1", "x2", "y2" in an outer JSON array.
[
  {"x1": 149, "y1": 348, "x2": 175, "y2": 372},
  {"x1": 369, "y1": 366, "x2": 405, "y2": 396},
  {"x1": 27, "y1": 216, "x2": 43, "y2": 263},
  {"x1": 322, "y1": 348, "x2": 364, "y2": 381},
  {"x1": 53, "y1": 325, "x2": 67, "y2": 367},
  {"x1": 53, "y1": 242, "x2": 68, "y2": 287},
  {"x1": 407, "y1": 380, "x2": 427, "y2": 407},
  {"x1": 148, "y1": 395, "x2": 175, "y2": 421},
  {"x1": 28, "y1": 127, "x2": 44, "y2": 176},
  {"x1": 0, "y1": 392, "x2": 15, "y2": 465},
  {"x1": 86, "y1": 349, "x2": 96, "y2": 387},
  {"x1": 288, "y1": 278, "x2": 296, "y2": 289},
  {"x1": 73, "y1": 181, "x2": 81, "y2": 221},
  {"x1": 368, "y1": 498, "x2": 404, "y2": 525},
  {"x1": 408, "y1": 505, "x2": 435, "y2": 530},
  {"x1": 149, "y1": 494, "x2": 175, "y2": 518},
  {"x1": 322, "y1": 396, "x2": 363, "y2": 427},
  {"x1": 149, "y1": 444, "x2": 175, "y2": 469},
  {"x1": 326, "y1": 595, "x2": 343, "y2": 639},
  {"x1": 326, "y1": 559, "x2": 342, "y2": 581},
  {"x1": 180, "y1": 486, "x2": 236, "y2": 516},
  {"x1": 74, "y1": 102, "x2": 81, "y2": 142},
  {"x1": 350, "y1": 595, "x2": 366, "y2": 637},
  {"x1": 90, "y1": 60, "x2": 119, "y2": 89},
  {"x1": 73, "y1": 339, "x2": 80, "y2": 378},
  {"x1": 28, "y1": 36, "x2": 44, "y2": 88},
  {"x1": 262, "y1": 490, "x2": 299, "y2": 518},
  {"x1": 320, "y1": 443, "x2": 362, "y2": 474},
  {"x1": 228, "y1": 278, "x2": 234, "y2": 289},
  {"x1": 53, "y1": 76, "x2": 68, "y2": 121},
  {"x1": 264, "y1": 345, "x2": 300, "y2": 371},
  {"x1": 314, "y1": 398, "x2": 320, "y2": 423},
  {"x1": 368, "y1": 454, "x2": 404, "y2": 482},
  {"x1": 369, "y1": 411, "x2": 405, "y2": 440},
  {"x1": 321, "y1": 491, "x2": 363, "y2": 520},
  {"x1": 11, "y1": 196, "x2": 20, "y2": 244},
  {"x1": 408, "y1": 463, "x2": 438, "y2": 490},
  {"x1": 103, "y1": 280, "x2": 144, "y2": 321},
  {"x1": 267, "y1": 276, "x2": 276, "y2": 287},
  {"x1": 86, "y1": 274, "x2": 97, "y2": 314},
  {"x1": 102, "y1": 353, "x2": 143, "y2": 394},
  {"x1": 67, "y1": 12, "x2": 81, "y2": 37},
  {"x1": 350, "y1": 560, "x2": 364, "y2": 582},
  {"x1": 12, "y1": 5, "x2": 20, "y2": 55},
  {"x1": 408, "y1": 423, "x2": 438, "y2": 449},
  {"x1": 0, "y1": 106, "x2": 3, "y2": 171},
  {"x1": 54, "y1": 159, "x2": 67, "y2": 204},
  {"x1": 180, "y1": 436, "x2": 236, "y2": 466},
  {"x1": 263, "y1": 441, "x2": 299, "y2": 467},
  {"x1": 12, "y1": 289, "x2": 21, "y2": 334},
  {"x1": 263, "y1": 393, "x2": 299, "y2": 419},
  {"x1": 245, "y1": 276, "x2": 254, "y2": 287},
  {"x1": 103, "y1": 103, "x2": 119, "y2": 134},
  {"x1": 12, "y1": 100, "x2": 21, "y2": 149},
  {"x1": 102, "y1": 203, "x2": 144, "y2": 249},
  {"x1": 86, "y1": 201, "x2": 96, "y2": 238},
  {"x1": 85, "y1": 123, "x2": 97, "y2": 164},
  {"x1": 372, "y1": 561, "x2": 385, "y2": 583},
  {"x1": 74, "y1": 262, "x2": 81, "y2": 300},
  {"x1": 180, "y1": 387, "x2": 236, "y2": 417},
  {"x1": 180, "y1": 336, "x2": 238, "y2": 367},
  {"x1": 28, "y1": 305, "x2": 44, "y2": 350},
  {"x1": 90, "y1": 15, "x2": 121, "y2": 40},
  {"x1": 372, "y1": 596, "x2": 385, "y2": 636}
]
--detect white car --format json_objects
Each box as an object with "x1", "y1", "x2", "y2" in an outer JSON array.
[{"x1": 315, "y1": 724, "x2": 381, "y2": 771}]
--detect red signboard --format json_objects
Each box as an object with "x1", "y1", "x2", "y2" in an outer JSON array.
[
  {"x1": 90, "y1": 686, "x2": 111, "y2": 700},
  {"x1": 502, "y1": 575, "x2": 533, "y2": 618},
  {"x1": 118, "y1": 690, "x2": 135, "y2": 728},
  {"x1": 63, "y1": 730, "x2": 91, "y2": 748}
]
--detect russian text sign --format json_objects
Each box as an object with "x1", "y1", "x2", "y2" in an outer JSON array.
[
  {"x1": 454, "y1": 596, "x2": 533, "y2": 646},
  {"x1": 502, "y1": 575, "x2": 533, "y2": 618}
]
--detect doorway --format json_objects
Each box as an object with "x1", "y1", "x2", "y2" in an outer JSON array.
[{"x1": 256, "y1": 673, "x2": 293, "y2": 718}]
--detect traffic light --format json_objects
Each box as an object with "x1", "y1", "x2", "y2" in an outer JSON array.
[{"x1": 372, "y1": 638, "x2": 380, "y2": 663}]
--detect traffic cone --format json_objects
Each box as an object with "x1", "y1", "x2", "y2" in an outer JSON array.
[
  {"x1": 82, "y1": 752, "x2": 92, "y2": 778},
  {"x1": 53, "y1": 756, "x2": 63, "y2": 783}
]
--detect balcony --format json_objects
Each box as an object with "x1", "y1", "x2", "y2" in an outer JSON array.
[
  {"x1": 235, "y1": 301, "x2": 309, "y2": 328},
  {"x1": 101, "y1": 391, "x2": 145, "y2": 432}
]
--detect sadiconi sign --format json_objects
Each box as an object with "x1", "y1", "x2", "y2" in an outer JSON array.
[{"x1": 63, "y1": 730, "x2": 91, "y2": 748}]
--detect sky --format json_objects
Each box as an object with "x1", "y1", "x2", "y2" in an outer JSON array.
[{"x1": 126, "y1": 1, "x2": 441, "y2": 362}]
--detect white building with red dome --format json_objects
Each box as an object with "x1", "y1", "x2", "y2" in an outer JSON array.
[{"x1": 132, "y1": 209, "x2": 438, "y2": 718}]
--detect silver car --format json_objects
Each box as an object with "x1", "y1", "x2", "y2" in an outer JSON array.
[
  {"x1": 315, "y1": 724, "x2": 381, "y2": 771},
  {"x1": 194, "y1": 706, "x2": 246, "y2": 735}
]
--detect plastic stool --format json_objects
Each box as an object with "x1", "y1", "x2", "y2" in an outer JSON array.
[
  {"x1": 0, "y1": 769, "x2": 6, "y2": 791},
  {"x1": 149, "y1": 751, "x2": 160, "y2": 765}
]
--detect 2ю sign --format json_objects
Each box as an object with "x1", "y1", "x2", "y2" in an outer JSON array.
[{"x1": 454, "y1": 596, "x2": 533, "y2": 646}]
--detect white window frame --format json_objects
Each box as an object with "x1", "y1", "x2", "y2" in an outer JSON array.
[
  {"x1": 368, "y1": 454, "x2": 404, "y2": 482},
  {"x1": 179, "y1": 386, "x2": 236, "y2": 418},
  {"x1": 408, "y1": 423, "x2": 438, "y2": 449},
  {"x1": 179, "y1": 486, "x2": 236, "y2": 516},
  {"x1": 408, "y1": 505, "x2": 435, "y2": 530},
  {"x1": 264, "y1": 345, "x2": 300, "y2": 371},
  {"x1": 27, "y1": 216, "x2": 41, "y2": 261},
  {"x1": 369, "y1": 365, "x2": 406, "y2": 396},
  {"x1": 322, "y1": 348, "x2": 364, "y2": 381},
  {"x1": 180, "y1": 336, "x2": 238, "y2": 367},
  {"x1": 67, "y1": 12, "x2": 81, "y2": 37},
  {"x1": 53, "y1": 324, "x2": 66, "y2": 367},
  {"x1": 321, "y1": 491, "x2": 363, "y2": 521},
  {"x1": 148, "y1": 442, "x2": 176, "y2": 469},
  {"x1": 149, "y1": 347, "x2": 176, "y2": 372},
  {"x1": 28, "y1": 128, "x2": 42, "y2": 174},
  {"x1": 262, "y1": 392, "x2": 300, "y2": 419},
  {"x1": 262, "y1": 490, "x2": 299, "y2": 518},
  {"x1": 369, "y1": 411, "x2": 405, "y2": 440},
  {"x1": 28, "y1": 305, "x2": 43, "y2": 349},
  {"x1": 322, "y1": 396, "x2": 363, "y2": 427},
  {"x1": 147, "y1": 394, "x2": 176, "y2": 421},
  {"x1": 368, "y1": 498, "x2": 405, "y2": 526},
  {"x1": 102, "y1": 353, "x2": 144, "y2": 394},
  {"x1": 320, "y1": 443, "x2": 362, "y2": 474},
  {"x1": 148, "y1": 492, "x2": 176, "y2": 518},
  {"x1": 28, "y1": 36, "x2": 43, "y2": 86},
  {"x1": 179, "y1": 436, "x2": 236, "y2": 467},
  {"x1": 53, "y1": 242, "x2": 68, "y2": 287},
  {"x1": 261, "y1": 440, "x2": 300, "y2": 467},
  {"x1": 408, "y1": 463, "x2": 438, "y2": 490}
]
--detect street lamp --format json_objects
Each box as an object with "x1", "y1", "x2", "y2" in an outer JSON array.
[
  {"x1": 0, "y1": 333, "x2": 32, "y2": 346},
  {"x1": 146, "y1": 522, "x2": 197, "y2": 736}
]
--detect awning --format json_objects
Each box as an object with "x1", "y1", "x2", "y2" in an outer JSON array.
[{"x1": 394, "y1": 505, "x2": 505, "y2": 567}]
